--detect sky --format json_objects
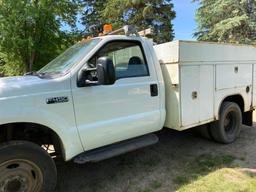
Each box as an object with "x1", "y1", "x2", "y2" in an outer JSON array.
[{"x1": 172, "y1": 0, "x2": 199, "y2": 40}]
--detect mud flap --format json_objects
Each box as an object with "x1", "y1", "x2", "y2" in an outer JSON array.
[{"x1": 242, "y1": 111, "x2": 253, "y2": 126}]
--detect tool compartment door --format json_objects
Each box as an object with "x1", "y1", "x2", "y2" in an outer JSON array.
[
  {"x1": 180, "y1": 66, "x2": 200, "y2": 127},
  {"x1": 180, "y1": 65, "x2": 214, "y2": 128},
  {"x1": 216, "y1": 64, "x2": 252, "y2": 90}
]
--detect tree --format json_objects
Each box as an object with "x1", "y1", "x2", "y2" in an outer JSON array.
[
  {"x1": 81, "y1": 0, "x2": 176, "y2": 44},
  {"x1": 81, "y1": 1, "x2": 106, "y2": 31},
  {"x1": 0, "y1": 0, "x2": 81, "y2": 74},
  {"x1": 194, "y1": 0, "x2": 256, "y2": 44}
]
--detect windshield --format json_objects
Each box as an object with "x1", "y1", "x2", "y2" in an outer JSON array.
[{"x1": 38, "y1": 38, "x2": 101, "y2": 74}]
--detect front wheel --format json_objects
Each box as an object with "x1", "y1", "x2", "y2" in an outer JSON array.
[
  {"x1": 210, "y1": 102, "x2": 242, "y2": 144},
  {"x1": 0, "y1": 141, "x2": 57, "y2": 192}
]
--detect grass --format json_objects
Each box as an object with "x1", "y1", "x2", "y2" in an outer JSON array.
[
  {"x1": 173, "y1": 176, "x2": 190, "y2": 185},
  {"x1": 173, "y1": 154, "x2": 235, "y2": 185},
  {"x1": 173, "y1": 153, "x2": 256, "y2": 192},
  {"x1": 138, "y1": 189, "x2": 153, "y2": 192},
  {"x1": 137, "y1": 180, "x2": 162, "y2": 192},
  {"x1": 173, "y1": 154, "x2": 235, "y2": 187},
  {"x1": 177, "y1": 168, "x2": 256, "y2": 192},
  {"x1": 149, "y1": 180, "x2": 162, "y2": 189}
]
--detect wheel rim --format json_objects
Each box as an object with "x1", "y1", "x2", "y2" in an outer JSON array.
[
  {"x1": 224, "y1": 111, "x2": 235, "y2": 135},
  {"x1": 0, "y1": 159, "x2": 43, "y2": 192}
]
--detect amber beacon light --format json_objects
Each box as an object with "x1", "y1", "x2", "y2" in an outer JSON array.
[{"x1": 103, "y1": 24, "x2": 113, "y2": 34}]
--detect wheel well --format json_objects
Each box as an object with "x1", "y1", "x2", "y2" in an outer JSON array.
[
  {"x1": 222, "y1": 94, "x2": 244, "y2": 113},
  {"x1": 0, "y1": 123, "x2": 64, "y2": 160}
]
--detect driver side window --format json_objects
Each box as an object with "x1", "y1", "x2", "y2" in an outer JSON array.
[{"x1": 88, "y1": 41, "x2": 149, "y2": 79}]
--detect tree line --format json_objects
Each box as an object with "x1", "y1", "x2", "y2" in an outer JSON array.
[
  {"x1": 0, "y1": 0, "x2": 175, "y2": 76},
  {"x1": 0, "y1": 0, "x2": 255, "y2": 76},
  {"x1": 194, "y1": 0, "x2": 256, "y2": 44}
]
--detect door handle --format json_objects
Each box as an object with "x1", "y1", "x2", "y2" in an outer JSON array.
[{"x1": 150, "y1": 84, "x2": 158, "y2": 97}]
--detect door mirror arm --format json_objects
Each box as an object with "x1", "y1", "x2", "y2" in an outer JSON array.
[
  {"x1": 85, "y1": 79, "x2": 98, "y2": 86},
  {"x1": 77, "y1": 67, "x2": 98, "y2": 87}
]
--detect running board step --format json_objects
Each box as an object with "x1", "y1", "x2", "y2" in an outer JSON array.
[{"x1": 74, "y1": 134, "x2": 158, "y2": 164}]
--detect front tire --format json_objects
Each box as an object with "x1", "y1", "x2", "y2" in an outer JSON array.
[
  {"x1": 0, "y1": 141, "x2": 57, "y2": 192},
  {"x1": 210, "y1": 102, "x2": 242, "y2": 144}
]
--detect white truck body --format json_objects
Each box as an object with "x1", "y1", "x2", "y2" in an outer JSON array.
[
  {"x1": 155, "y1": 41, "x2": 255, "y2": 130},
  {"x1": 2, "y1": 32, "x2": 256, "y2": 191},
  {"x1": 0, "y1": 36, "x2": 255, "y2": 161}
]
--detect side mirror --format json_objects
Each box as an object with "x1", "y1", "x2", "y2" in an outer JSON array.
[
  {"x1": 96, "y1": 57, "x2": 116, "y2": 85},
  {"x1": 77, "y1": 57, "x2": 115, "y2": 87}
]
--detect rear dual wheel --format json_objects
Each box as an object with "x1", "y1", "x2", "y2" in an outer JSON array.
[
  {"x1": 210, "y1": 102, "x2": 242, "y2": 143},
  {"x1": 0, "y1": 141, "x2": 57, "y2": 192}
]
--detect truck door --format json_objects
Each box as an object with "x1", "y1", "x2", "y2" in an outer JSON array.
[{"x1": 71, "y1": 40, "x2": 161, "y2": 151}]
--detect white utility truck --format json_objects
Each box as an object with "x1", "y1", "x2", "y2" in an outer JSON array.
[{"x1": 0, "y1": 25, "x2": 255, "y2": 191}]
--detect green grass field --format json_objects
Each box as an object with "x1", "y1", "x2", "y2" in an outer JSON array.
[{"x1": 174, "y1": 154, "x2": 256, "y2": 192}]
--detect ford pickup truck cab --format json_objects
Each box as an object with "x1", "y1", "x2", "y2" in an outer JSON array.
[
  {"x1": 0, "y1": 26, "x2": 255, "y2": 191},
  {"x1": 69, "y1": 36, "x2": 165, "y2": 152}
]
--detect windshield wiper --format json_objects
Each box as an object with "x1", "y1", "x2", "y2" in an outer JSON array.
[
  {"x1": 24, "y1": 71, "x2": 46, "y2": 77},
  {"x1": 25, "y1": 71, "x2": 66, "y2": 79},
  {"x1": 24, "y1": 71, "x2": 37, "y2": 76}
]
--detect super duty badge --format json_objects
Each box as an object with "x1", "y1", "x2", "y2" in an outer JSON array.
[{"x1": 46, "y1": 96, "x2": 69, "y2": 104}]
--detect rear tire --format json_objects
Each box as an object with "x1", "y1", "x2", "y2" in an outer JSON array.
[
  {"x1": 0, "y1": 141, "x2": 57, "y2": 192},
  {"x1": 210, "y1": 102, "x2": 242, "y2": 144}
]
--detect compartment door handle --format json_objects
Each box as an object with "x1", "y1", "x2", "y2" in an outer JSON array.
[{"x1": 150, "y1": 84, "x2": 158, "y2": 97}]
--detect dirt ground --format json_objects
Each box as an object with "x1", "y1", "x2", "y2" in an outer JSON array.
[{"x1": 55, "y1": 124, "x2": 256, "y2": 192}]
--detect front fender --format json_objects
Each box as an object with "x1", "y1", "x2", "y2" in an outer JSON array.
[{"x1": 0, "y1": 96, "x2": 84, "y2": 161}]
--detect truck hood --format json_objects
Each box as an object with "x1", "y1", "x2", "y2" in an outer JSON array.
[
  {"x1": 0, "y1": 75, "x2": 42, "y2": 86},
  {"x1": 0, "y1": 75, "x2": 68, "y2": 98}
]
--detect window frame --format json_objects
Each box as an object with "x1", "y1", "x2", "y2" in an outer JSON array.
[{"x1": 88, "y1": 40, "x2": 150, "y2": 80}]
